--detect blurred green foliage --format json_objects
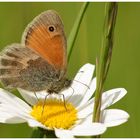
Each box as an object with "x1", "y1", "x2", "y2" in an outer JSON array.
[{"x1": 0, "y1": 2, "x2": 139, "y2": 138}]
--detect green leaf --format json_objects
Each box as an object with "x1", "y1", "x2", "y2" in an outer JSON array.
[{"x1": 67, "y1": 2, "x2": 89, "y2": 62}]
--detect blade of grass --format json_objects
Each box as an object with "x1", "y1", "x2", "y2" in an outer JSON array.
[
  {"x1": 67, "y1": 2, "x2": 89, "y2": 62},
  {"x1": 93, "y1": 2, "x2": 118, "y2": 124}
]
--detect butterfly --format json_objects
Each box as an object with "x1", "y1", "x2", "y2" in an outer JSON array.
[{"x1": 0, "y1": 10, "x2": 71, "y2": 94}]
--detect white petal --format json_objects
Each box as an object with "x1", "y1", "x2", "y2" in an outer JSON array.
[
  {"x1": 55, "y1": 129, "x2": 74, "y2": 138},
  {"x1": 78, "y1": 78, "x2": 96, "y2": 107},
  {"x1": 0, "y1": 88, "x2": 35, "y2": 124},
  {"x1": 18, "y1": 88, "x2": 49, "y2": 106},
  {"x1": 0, "y1": 104, "x2": 48, "y2": 129},
  {"x1": 18, "y1": 88, "x2": 38, "y2": 106},
  {"x1": 0, "y1": 112, "x2": 26, "y2": 123},
  {"x1": 0, "y1": 101, "x2": 34, "y2": 124},
  {"x1": 0, "y1": 88, "x2": 50, "y2": 129},
  {"x1": 0, "y1": 103, "x2": 30, "y2": 119},
  {"x1": 77, "y1": 99, "x2": 94, "y2": 118},
  {"x1": 101, "y1": 109, "x2": 129, "y2": 127},
  {"x1": 0, "y1": 88, "x2": 31, "y2": 112},
  {"x1": 101, "y1": 88, "x2": 127, "y2": 110},
  {"x1": 77, "y1": 88, "x2": 127, "y2": 119},
  {"x1": 72, "y1": 122, "x2": 106, "y2": 136},
  {"x1": 0, "y1": 105, "x2": 30, "y2": 124},
  {"x1": 74, "y1": 63, "x2": 95, "y2": 82},
  {"x1": 67, "y1": 63, "x2": 95, "y2": 106},
  {"x1": 27, "y1": 119, "x2": 47, "y2": 129}
]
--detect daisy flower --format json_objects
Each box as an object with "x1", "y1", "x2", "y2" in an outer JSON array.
[{"x1": 0, "y1": 63, "x2": 129, "y2": 138}]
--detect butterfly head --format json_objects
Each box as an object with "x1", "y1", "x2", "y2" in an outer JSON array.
[{"x1": 47, "y1": 78, "x2": 72, "y2": 94}]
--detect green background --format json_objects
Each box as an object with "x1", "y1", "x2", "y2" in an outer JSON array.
[{"x1": 0, "y1": 2, "x2": 139, "y2": 138}]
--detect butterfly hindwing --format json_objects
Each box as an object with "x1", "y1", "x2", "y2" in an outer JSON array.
[{"x1": 0, "y1": 43, "x2": 39, "y2": 89}]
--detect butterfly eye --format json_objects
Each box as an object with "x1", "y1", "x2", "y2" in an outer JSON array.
[{"x1": 48, "y1": 25, "x2": 56, "y2": 32}]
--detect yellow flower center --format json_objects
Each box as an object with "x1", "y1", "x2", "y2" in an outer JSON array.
[{"x1": 31, "y1": 99, "x2": 78, "y2": 129}]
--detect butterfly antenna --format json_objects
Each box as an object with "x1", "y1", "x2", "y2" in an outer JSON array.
[
  {"x1": 73, "y1": 79, "x2": 90, "y2": 89},
  {"x1": 72, "y1": 70, "x2": 90, "y2": 89}
]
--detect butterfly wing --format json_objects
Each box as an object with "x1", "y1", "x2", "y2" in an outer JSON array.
[
  {"x1": 21, "y1": 10, "x2": 67, "y2": 72},
  {"x1": 0, "y1": 10, "x2": 67, "y2": 91},
  {"x1": 0, "y1": 43, "x2": 39, "y2": 89}
]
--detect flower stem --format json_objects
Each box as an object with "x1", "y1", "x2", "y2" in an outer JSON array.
[
  {"x1": 31, "y1": 128, "x2": 57, "y2": 138},
  {"x1": 67, "y1": 2, "x2": 89, "y2": 62},
  {"x1": 44, "y1": 130, "x2": 57, "y2": 138},
  {"x1": 31, "y1": 128, "x2": 45, "y2": 138},
  {"x1": 93, "y1": 2, "x2": 118, "y2": 123}
]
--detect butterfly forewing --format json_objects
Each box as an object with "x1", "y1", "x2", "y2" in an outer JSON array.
[{"x1": 22, "y1": 10, "x2": 67, "y2": 71}]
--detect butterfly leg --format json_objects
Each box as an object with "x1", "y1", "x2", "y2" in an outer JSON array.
[
  {"x1": 41, "y1": 93, "x2": 50, "y2": 116},
  {"x1": 59, "y1": 93, "x2": 68, "y2": 111},
  {"x1": 33, "y1": 91, "x2": 39, "y2": 102}
]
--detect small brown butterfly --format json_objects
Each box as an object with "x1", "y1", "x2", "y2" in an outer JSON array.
[{"x1": 0, "y1": 10, "x2": 71, "y2": 94}]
